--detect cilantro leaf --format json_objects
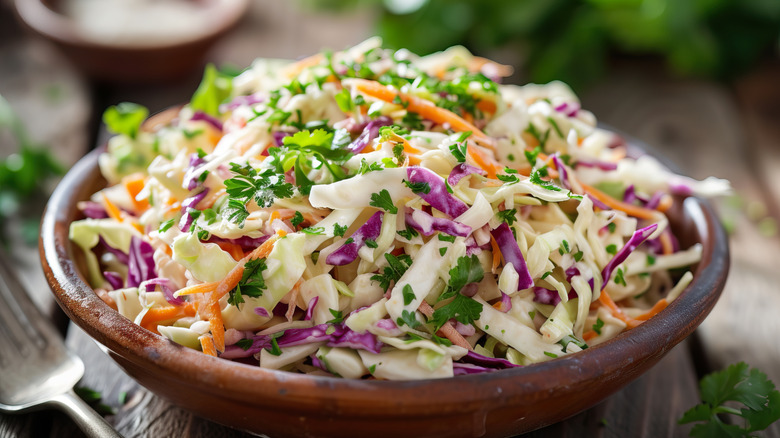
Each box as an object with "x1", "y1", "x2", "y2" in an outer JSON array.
[
  {"x1": 679, "y1": 362, "x2": 780, "y2": 436},
  {"x1": 103, "y1": 102, "x2": 149, "y2": 139},
  {"x1": 369, "y1": 189, "x2": 398, "y2": 214},
  {"x1": 358, "y1": 158, "x2": 383, "y2": 175}
]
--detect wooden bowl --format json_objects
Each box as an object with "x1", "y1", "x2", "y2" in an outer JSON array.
[
  {"x1": 39, "y1": 143, "x2": 729, "y2": 437},
  {"x1": 14, "y1": 0, "x2": 249, "y2": 83}
]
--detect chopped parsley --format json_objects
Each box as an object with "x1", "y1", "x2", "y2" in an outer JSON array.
[
  {"x1": 369, "y1": 189, "x2": 398, "y2": 214},
  {"x1": 592, "y1": 318, "x2": 604, "y2": 335},
  {"x1": 158, "y1": 218, "x2": 175, "y2": 233},
  {"x1": 403, "y1": 179, "x2": 431, "y2": 194},
  {"x1": 402, "y1": 284, "x2": 415, "y2": 306},
  {"x1": 326, "y1": 309, "x2": 344, "y2": 324},
  {"x1": 227, "y1": 258, "x2": 268, "y2": 309},
  {"x1": 224, "y1": 163, "x2": 294, "y2": 226},
  {"x1": 396, "y1": 309, "x2": 421, "y2": 329},
  {"x1": 290, "y1": 211, "x2": 304, "y2": 228},
  {"x1": 333, "y1": 223, "x2": 348, "y2": 237},
  {"x1": 371, "y1": 253, "x2": 413, "y2": 292},
  {"x1": 497, "y1": 208, "x2": 518, "y2": 225}
]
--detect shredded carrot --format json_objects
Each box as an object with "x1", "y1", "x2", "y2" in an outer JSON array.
[
  {"x1": 657, "y1": 194, "x2": 673, "y2": 213},
  {"x1": 468, "y1": 56, "x2": 514, "y2": 78},
  {"x1": 351, "y1": 79, "x2": 496, "y2": 149},
  {"x1": 283, "y1": 53, "x2": 324, "y2": 78},
  {"x1": 468, "y1": 145, "x2": 500, "y2": 179},
  {"x1": 174, "y1": 281, "x2": 219, "y2": 297},
  {"x1": 122, "y1": 174, "x2": 149, "y2": 212},
  {"x1": 140, "y1": 302, "x2": 197, "y2": 328},
  {"x1": 659, "y1": 230, "x2": 674, "y2": 255},
  {"x1": 207, "y1": 300, "x2": 225, "y2": 352},
  {"x1": 199, "y1": 335, "x2": 217, "y2": 357},
  {"x1": 476, "y1": 99, "x2": 497, "y2": 115},
  {"x1": 580, "y1": 182, "x2": 658, "y2": 220},
  {"x1": 95, "y1": 288, "x2": 117, "y2": 310},
  {"x1": 270, "y1": 210, "x2": 281, "y2": 222},
  {"x1": 285, "y1": 280, "x2": 303, "y2": 322},
  {"x1": 633, "y1": 299, "x2": 669, "y2": 323},
  {"x1": 582, "y1": 330, "x2": 597, "y2": 341},
  {"x1": 101, "y1": 193, "x2": 124, "y2": 223},
  {"x1": 490, "y1": 235, "x2": 501, "y2": 273},
  {"x1": 597, "y1": 292, "x2": 633, "y2": 325},
  {"x1": 417, "y1": 301, "x2": 471, "y2": 350}
]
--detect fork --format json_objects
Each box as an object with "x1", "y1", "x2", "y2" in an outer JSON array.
[{"x1": 0, "y1": 252, "x2": 122, "y2": 437}]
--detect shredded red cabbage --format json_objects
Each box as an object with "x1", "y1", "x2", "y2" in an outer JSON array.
[
  {"x1": 140, "y1": 278, "x2": 184, "y2": 306},
  {"x1": 326, "y1": 211, "x2": 384, "y2": 266},
  {"x1": 533, "y1": 287, "x2": 561, "y2": 305},
  {"x1": 453, "y1": 363, "x2": 493, "y2": 375},
  {"x1": 180, "y1": 188, "x2": 209, "y2": 214},
  {"x1": 447, "y1": 163, "x2": 486, "y2": 186},
  {"x1": 191, "y1": 111, "x2": 223, "y2": 132},
  {"x1": 304, "y1": 296, "x2": 318, "y2": 321},
  {"x1": 79, "y1": 201, "x2": 108, "y2": 219},
  {"x1": 327, "y1": 328, "x2": 382, "y2": 354},
  {"x1": 127, "y1": 236, "x2": 156, "y2": 288},
  {"x1": 499, "y1": 292, "x2": 512, "y2": 313},
  {"x1": 222, "y1": 93, "x2": 264, "y2": 112},
  {"x1": 490, "y1": 223, "x2": 534, "y2": 290},
  {"x1": 405, "y1": 208, "x2": 471, "y2": 237},
  {"x1": 406, "y1": 167, "x2": 468, "y2": 218},
  {"x1": 601, "y1": 224, "x2": 658, "y2": 286},
  {"x1": 554, "y1": 102, "x2": 580, "y2": 118},
  {"x1": 254, "y1": 307, "x2": 270, "y2": 318},
  {"x1": 98, "y1": 236, "x2": 129, "y2": 264},
  {"x1": 551, "y1": 154, "x2": 573, "y2": 191},
  {"x1": 461, "y1": 350, "x2": 520, "y2": 369},
  {"x1": 575, "y1": 159, "x2": 618, "y2": 171},
  {"x1": 206, "y1": 235, "x2": 270, "y2": 252},
  {"x1": 103, "y1": 271, "x2": 123, "y2": 290},
  {"x1": 587, "y1": 194, "x2": 612, "y2": 211},
  {"x1": 183, "y1": 153, "x2": 207, "y2": 191},
  {"x1": 347, "y1": 116, "x2": 392, "y2": 154},
  {"x1": 272, "y1": 131, "x2": 292, "y2": 147}
]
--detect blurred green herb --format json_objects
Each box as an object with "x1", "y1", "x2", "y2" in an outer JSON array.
[
  {"x1": 190, "y1": 63, "x2": 234, "y2": 116},
  {"x1": 103, "y1": 102, "x2": 148, "y2": 139},
  {"x1": 304, "y1": 0, "x2": 780, "y2": 90},
  {"x1": 0, "y1": 94, "x2": 64, "y2": 246},
  {"x1": 679, "y1": 362, "x2": 780, "y2": 437}
]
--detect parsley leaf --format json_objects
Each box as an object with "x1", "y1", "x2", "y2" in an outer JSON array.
[
  {"x1": 497, "y1": 208, "x2": 518, "y2": 225},
  {"x1": 449, "y1": 138, "x2": 468, "y2": 163},
  {"x1": 326, "y1": 309, "x2": 344, "y2": 324},
  {"x1": 358, "y1": 158, "x2": 383, "y2": 175},
  {"x1": 679, "y1": 363, "x2": 780, "y2": 436},
  {"x1": 224, "y1": 163, "x2": 294, "y2": 226},
  {"x1": 592, "y1": 318, "x2": 604, "y2": 335},
  {"x1": 227, "y1": 258, "x2": 268, "y2": 309},
  {"x1": 291, "y1": 211, "x2": 304, "y2": 228},
  {"x1": 403, "y1": 179, "x2": 431, "y2": 194},
  {"x1": 333, "y1": 223, "x2": 348, "y2": 237},
  {"x1": 396, "y1": 309, "x2": 421, "y2": 329},
  {"x1": 370, "y1": 189, "x2": 398, "y2": 214},
  {"x1": 402, "y1": 284, "x2": 415, "y2": 306},
  {"x1": 530, "y1": 168, "x2": 562, "y2": 191},
  {"x1": 103, "y1": 102, "x2": 149, "y2": 139},
  {"x1": 370, "y1": 253, "x2": 412, "y2": 292},
  {"x1": 430, "y1": 293, "x2": 482, "y2": 330},
  {"x1": 397, "y1": 227, "x2": 418, "y2": 240},
  {"x1": 438, "y1": 255, "x2": 485, "y2": 302},
  {"x1": 190, "y1": 64, "x2": 233, "y2": 116}
]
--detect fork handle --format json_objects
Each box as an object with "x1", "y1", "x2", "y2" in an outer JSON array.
[{"x1": 50, "y1": 390, "x2": 124, "y2": 438}]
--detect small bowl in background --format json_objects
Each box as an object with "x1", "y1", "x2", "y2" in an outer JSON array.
[{"x1": 14, "y1": 0, "x2": 249, "y2": 83}]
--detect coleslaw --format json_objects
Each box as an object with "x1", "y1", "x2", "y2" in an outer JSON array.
[{"x1": 70, "y1": 38, "x2": 730, "y2": 380}]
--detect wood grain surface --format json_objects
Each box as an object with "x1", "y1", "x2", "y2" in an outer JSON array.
[{"x1": 2, "y1": 0, "x2": 780, "y2": 436}]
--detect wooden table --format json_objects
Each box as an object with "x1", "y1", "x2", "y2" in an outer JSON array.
[{"x1": 2, "y1": 1, "x2": 779, "y2": 436}]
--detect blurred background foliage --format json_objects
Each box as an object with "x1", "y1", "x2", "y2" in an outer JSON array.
[{"x1": 303, "y1": 0, "x2": 780, "y2": 90}]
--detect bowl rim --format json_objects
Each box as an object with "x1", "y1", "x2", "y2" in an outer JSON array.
[
  {"x1": 39, "y1": 141, "x2": 730, "y2": 418},
  {"x1": 15, "y1": 0, "x2": 250, "y2": 51}
]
